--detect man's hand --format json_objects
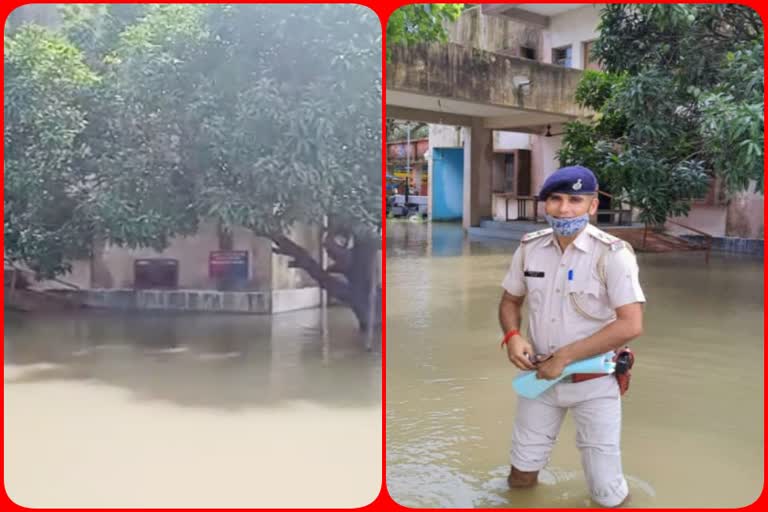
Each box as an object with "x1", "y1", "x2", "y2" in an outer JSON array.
[
  {"x1": 506, "y1": 335, "x2": 536, "y2": 371},
  {"x1": 535, "y1": 353, "x2": 568, "y2": 380}
]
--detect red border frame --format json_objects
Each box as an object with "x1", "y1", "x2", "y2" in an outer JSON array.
[{"x1": 3, "y1": 1, "x2": 767, "y2": 511}]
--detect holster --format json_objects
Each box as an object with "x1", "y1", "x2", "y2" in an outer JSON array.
[
  {"x1": 613, "y1": 347, "x2": 634, "y2": 396},
  {"x1": 570, "y1": 347, "x2": 635, "y2": 396}
]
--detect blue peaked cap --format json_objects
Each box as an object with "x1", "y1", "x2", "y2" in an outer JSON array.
[{"x1": 538, "y1": 165, "x2": 598, "y2": 200}]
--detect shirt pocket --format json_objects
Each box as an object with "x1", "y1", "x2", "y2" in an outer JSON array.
[
  {"x1": 524, "y1": 273, "x2": 546, "y2": 313},
  {"x1": 567, "y1": 279, "x2": 615, "y2": 322}
]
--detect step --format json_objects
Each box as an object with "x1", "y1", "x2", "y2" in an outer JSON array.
[
  {"x1": 478, "y1": 220, "x2": 545, "y2": 232},
  {"x1": 467, "y1": 227, "x2": 527, "y2": 241},
  {"x1": 480, "y1": 220, "x2": 643, "y2": 232}
]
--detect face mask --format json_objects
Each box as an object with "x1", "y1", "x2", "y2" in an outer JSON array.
[{"x1": 544, "y1": 213, "x2": 589, "y2": 237}]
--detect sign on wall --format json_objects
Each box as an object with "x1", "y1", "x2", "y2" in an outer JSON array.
[{"x1": 208, "y1": 250, "x2": 249, "y2": 282}]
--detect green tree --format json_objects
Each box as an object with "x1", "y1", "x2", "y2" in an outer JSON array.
[
  {"x1": 558, "y1": 4, "x2": 763, "y2": 225},
  {"x1": 387, "y1": 120, "x2": 428, "y2": 141},
  {"x1": 4, "y1": 26, "x2": 99, "y2": 276},
  {"x1": 4, "y1": 5, "x2": 381, "y2": 330},
  {"x1": 386, "y1": 4, "x2": 463, "y2": 60}
]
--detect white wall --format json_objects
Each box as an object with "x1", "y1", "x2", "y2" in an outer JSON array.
[
  {"x1": 668, "y1": 208, "x2": 728, "y2": 238},
  {"x1": 272, "y1": 287, "x2": 322, "y2": 313},
  {"x1": 530, "y1": 130, "x2": 565, "y2": 216},
  {"x1": 493, "y1": 195, "x2": 519, "y2": 221},
  {"x1": 429, "y1": 124, "x2": 464, "y2": 148},
  {"x1": 531, "y1": 132, "x2": 564, "y2": 187},
  {"x1": 494, "y1": 131, "x2": 532, "y2": 151},
  {"x1": 542, "y1": 5, "x2": 602, "y2": 69},
  {"x1": 272, "y1": 223, "x2": 321, "y2": 290},
  {"x1": 63, "y1": 260, "x2": 92, "y2": 289}
]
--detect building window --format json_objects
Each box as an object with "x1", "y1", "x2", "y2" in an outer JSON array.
[
  {"x1": 134, "y1": 259, "x2": 179, "y2": 289},
  {"x1": 552, "y1": 45, "x2": 572, "y2": 67},
  {"x1": 583, "y1": 40, "x2": 601, "y2": 70},
  {"x1": 504, "y1": 153, "x2": 515, "y2": 193},
  {"x1": 520, "y1": 46, "x2": 536, "y2": 60}
]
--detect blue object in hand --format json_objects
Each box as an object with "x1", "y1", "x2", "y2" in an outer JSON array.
[{"x1": 512, "y1": 351, "x2": 616, "y2": 399}]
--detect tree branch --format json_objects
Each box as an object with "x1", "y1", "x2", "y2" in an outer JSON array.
[
  {"x1": 322, "y1": 236, "x2": 351, "y2": 270},
  {"x1": 326, "y1": 263, "x2": 348, "y2": 275},
  {"x1": 272, "y1": 235, "x2": 353, "y2": 304}
]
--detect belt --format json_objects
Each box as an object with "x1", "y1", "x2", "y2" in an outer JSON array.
[{"x1": 568, "y1": 373, "x2": 609, "y2": 383}]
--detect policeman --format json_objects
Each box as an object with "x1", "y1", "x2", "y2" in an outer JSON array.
[{"x1": 498, "y1": 165, "x2": 646, "y2": 507}]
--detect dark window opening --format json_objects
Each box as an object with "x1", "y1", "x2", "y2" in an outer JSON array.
[
  {"x1": 134, "y1": 259, "x2": 179, "y2": 289},
  {"x1": 583, "y1": 40, "x2": 601, "y2": 70},
  {"x1": 553, "y1": 46, "x2": 572, "y2": 67},
  {"x1": 520, "y1": 46, "x2": 536, "y2": 60},
  {"x1": 504, "y1": 154, "x2": 515, "y2": 193}
]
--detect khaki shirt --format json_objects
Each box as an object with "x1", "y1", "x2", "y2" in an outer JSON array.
[{"x1": 502, "y1": 224, "x2": 646, "y2": 356}]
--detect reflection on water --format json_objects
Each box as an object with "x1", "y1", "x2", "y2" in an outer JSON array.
[
  {"x1": 386, "y1": 221, "x2": 763, "y2": 508},
  {"x1": 5, "y1": 307, "x2": 381, "y2": 508}
]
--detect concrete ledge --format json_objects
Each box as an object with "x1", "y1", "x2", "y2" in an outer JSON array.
[
  {"x1": 272, "y1": 287, "x2": 322, "y2": 313},
  {"x1": 681, "y1": 235, "x2": 764, "y2": 256},
  {"x1": 77, "y1": 289, "x2": 272, "y2": 314},
  {"x1": 387, "y1": 43, "x2": 589, "y2": 117}
]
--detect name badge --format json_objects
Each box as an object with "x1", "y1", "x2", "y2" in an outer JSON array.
[{"x1": 524, "y1": 270, "x2": 545, "y2": 278}]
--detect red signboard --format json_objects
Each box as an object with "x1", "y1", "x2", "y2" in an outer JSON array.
[{"x1": 209, "y1": 251, "x2": 249, "y2": 281}]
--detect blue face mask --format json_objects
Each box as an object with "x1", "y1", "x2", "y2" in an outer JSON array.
[{"x1": 544, "y1": 213, "x2": 590, "y2": 237}]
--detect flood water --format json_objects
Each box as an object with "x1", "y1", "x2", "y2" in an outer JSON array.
[
  {"x1": 386, "y1": 221, "x2": 763, "y2": 508},
  {"x1": 5, "y1": 307, "x2": 381, "y2": 508}
]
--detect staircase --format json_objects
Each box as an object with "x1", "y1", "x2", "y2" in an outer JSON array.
[{"x1": 605, "y1": 222, "x2": 712, "y2": 262}]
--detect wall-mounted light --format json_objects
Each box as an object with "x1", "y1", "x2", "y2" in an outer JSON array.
[
  {"x1": 545, "y1": 124, "x2": 565, "y2": 137},
  {"x1": 513, "y1": 75, "x2": 532, "y2": 94}
]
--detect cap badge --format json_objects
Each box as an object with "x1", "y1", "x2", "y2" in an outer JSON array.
[{"x1": 572, "y1": 179, "x2": 583, "y2": 191}]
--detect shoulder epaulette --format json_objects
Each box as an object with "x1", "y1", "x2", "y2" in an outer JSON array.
[
  {"x1": 589, "y1": 228, "x2": 632, "y2": 252},
  {"x1": 521, "y1": 227, "x2": 553, "y2": 243}
]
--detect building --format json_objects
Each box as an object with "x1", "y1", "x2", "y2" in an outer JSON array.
[
  {"x1": 16, "y1": 222, "x2": 327, "y2": 314},
  {"x1": 388, "y1": 4, "x2": 763, "y2": 245}
]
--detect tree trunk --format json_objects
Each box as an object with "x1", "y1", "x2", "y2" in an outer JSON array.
[
  {"x1": 345, "y1": 234, "x2": 380, "y2": 332},
  {"x1": 272, "y1": 231, "x2": 381, "y2": 332}
]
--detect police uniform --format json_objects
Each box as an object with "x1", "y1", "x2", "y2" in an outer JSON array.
[{"x1": 500, "y1": 166, "x2": 646, "y2": 507}]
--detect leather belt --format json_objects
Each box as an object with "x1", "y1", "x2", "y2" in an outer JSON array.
[{"x1": 569, "y1": 373, "x2": 609, "y2": 383}]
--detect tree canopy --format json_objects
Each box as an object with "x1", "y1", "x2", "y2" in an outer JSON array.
[
  {"x1": 386, "y1": 4, "x2": 463, "y2": 60},
  {"x1": 5, "y1": 5, "x2": 381, "y2": 328},
  {"x1": 558, "y1": 4, "x2": 763, "y2": 225}
]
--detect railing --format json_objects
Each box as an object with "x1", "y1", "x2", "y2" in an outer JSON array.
[
  {"x1": 516, "y1": 195, "x2": 540, "y2": 222},
  {"x1": 664, "y1": 220, "x2": 713, "y2": 263},
  {"x1": 596, "y1": 190, "x2": 633, "y2": 226},
  {"x1": 494, "y1": 193, "x2": 540, "y2": 222}
]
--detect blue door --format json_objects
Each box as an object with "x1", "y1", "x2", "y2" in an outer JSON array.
[{"x1": 432, "y1": 148, "x2": 464, "y2": 221}]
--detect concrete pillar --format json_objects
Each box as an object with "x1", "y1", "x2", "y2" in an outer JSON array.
[
  {"x1": 462, "y1": 118, "x2": 494, "y2": 229},
  {"x1": 413, "y1": 167, "x2": 422, "y2": 195},
  {"x1": 531, "y1": 131, "x2": 564, "y2": 218}
]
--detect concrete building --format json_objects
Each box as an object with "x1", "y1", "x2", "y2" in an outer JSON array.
[
  {"x1": 34, "y1": 222, "x2": 327, "y2": 314},
  {"x1": 387, "y1": 4, "x2": 763, "y2": 245}
]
